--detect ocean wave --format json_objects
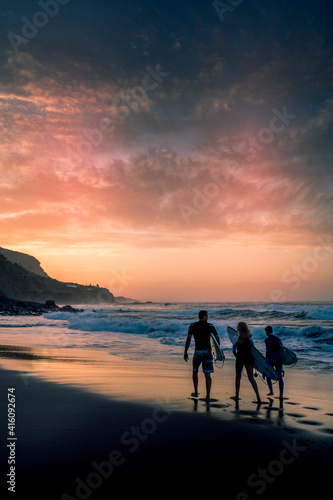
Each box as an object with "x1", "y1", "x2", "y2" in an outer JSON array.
[
  {"x1": 45, "y1": 301, "x2": 333, "y2": 322},
  {"x1": 47, "y1": 309, "x2": 333, "y2": 347},
  {"x1": 36, "y1": 303, "x2": 333, "y2": 370},
  {"x1": 157, "y1": 303, "x2": 333, "y2": 322},
  {"x1": 303, "y1": 307, "x2": 333, "y2": 320},
  {"x1": 213, "y1": 305, "x2": 333, "y2": 321},
  {"x1": 53, "y1": 310, "x2": 184, "y2": 337}
]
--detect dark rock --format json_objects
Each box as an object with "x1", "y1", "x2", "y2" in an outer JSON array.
[
  {"x1": 0, "y1": 297, "x2": 84, "y2": 316},
  {"x1": 59, "y1": 305, "x2": 84, "y2": 313},
  {"x1": 45, "y1": 300, "x2": 57, "y2": 308}
]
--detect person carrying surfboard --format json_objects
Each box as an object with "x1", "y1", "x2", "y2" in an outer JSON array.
[
  {"x1": 264, "y1": 326, "x2": 284, "y2": 399},
  {"x1": 232, "y1": 322, "x2": 261, "y2": 404},
  {"x1": 184, "y1": 310, "x2": 220, "y2": 402}
]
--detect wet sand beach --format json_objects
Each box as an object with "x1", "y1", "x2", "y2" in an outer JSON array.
[{"x1": 0, "y1": 346, "x2": 332, "y2": 500}]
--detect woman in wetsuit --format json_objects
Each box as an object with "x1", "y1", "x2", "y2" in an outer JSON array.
[{"x1": 232, "y1": 322, "x2": 261, "y2": 404}]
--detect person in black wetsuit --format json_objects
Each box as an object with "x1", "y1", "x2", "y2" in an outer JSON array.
[
  {"x1": 264, "y1": 325, "x2": 284, "y2": 399},
  {"x1": 184, "y1": 310, "x2": 220, "y2": 402},
  {"x1": 232, "y1": 322, "x2": 261, "y2": 404}
]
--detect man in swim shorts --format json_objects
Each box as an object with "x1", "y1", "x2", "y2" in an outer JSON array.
[{"x1": 184, "y1": 310, "x2": 220, "y2": 402}]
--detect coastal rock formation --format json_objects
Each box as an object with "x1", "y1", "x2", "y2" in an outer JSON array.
[
  {"x1": 0, "y1": 247, "x2": 49, "y2": 278},
  {"x1": 0, "y1": 297, "x2": 83, "y2": 316},
  {"x1": 0, "y1": 248, "x2": 115, "y2": 305}
]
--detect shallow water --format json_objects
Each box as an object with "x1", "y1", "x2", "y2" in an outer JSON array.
[{"x1": 1, "y1": 301, "x2": 332, "y2": 371}]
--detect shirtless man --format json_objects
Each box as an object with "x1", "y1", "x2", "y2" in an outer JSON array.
[{"x1": 184, "y1": 310, "x2": 220, "y2": 402}]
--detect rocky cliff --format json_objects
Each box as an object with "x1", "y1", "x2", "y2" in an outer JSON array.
[
  {"x1": 0, "y1": 247, "x2": 49, "y2": 278},
  {"x1": 0, "y1": 248, "x2": 115, "y2": 305}
]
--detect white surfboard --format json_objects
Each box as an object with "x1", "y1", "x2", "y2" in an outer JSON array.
[
  {"x1": 227, "y1": 326, "x2": 278, "y2": 380},
  {"x1": 211, "y1": 333, "x2": 225, "y2": 363}
]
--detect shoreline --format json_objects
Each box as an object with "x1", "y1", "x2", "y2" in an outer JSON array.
[
  {"x1": 0, "y1": 346, "x2": 332, "y2": 499},
  {"x1": 1, "y1": 345, "x2": 333, "y2": 426}
]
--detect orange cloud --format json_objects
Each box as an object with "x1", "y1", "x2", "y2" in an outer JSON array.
[{"x1": 0, "y1": 39, "x2": 332, "y2": 301}]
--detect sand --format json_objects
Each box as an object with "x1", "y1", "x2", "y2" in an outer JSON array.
[{"x1": 0, "y1": 346, "x2": 332, "y2": 500}]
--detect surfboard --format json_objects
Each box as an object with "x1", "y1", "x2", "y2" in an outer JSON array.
[
  {"x1": 279, "y1": 346, "x2": 297, "y2": 366},
  {"x1": 211, "y1": 333, "x2": 225, "y2": 363},
  {"x1": 227, "y1": 326, "x2": 278, "y2": 380}
]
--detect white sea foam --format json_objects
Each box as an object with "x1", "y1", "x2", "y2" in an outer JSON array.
[{"x1": 1, "y1": 301, "x2": 332, "y2": 370}]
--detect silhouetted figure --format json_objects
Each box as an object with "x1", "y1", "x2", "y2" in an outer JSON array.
[
  {"x1": 184, "y1": 310, "x2": 220, "y2": 402},
  {"x1": 265, "y1": 325, "x2": 284, "y2": 398},
  {"x1": 232, "y1": 322, "x2": 261, "y2": 404}
]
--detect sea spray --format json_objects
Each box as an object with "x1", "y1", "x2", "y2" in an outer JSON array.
[{"x1": 1, "y1": 301, "x2": 333, "y2": 371}]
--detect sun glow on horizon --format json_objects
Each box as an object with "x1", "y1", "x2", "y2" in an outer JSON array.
[{"x1": 1, "y1": 1, "x2": 332, "y2": 302}]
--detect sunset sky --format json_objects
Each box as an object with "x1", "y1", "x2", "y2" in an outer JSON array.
[{"x1": 0, "y1": 0, "x2": 332, "y2": 302}]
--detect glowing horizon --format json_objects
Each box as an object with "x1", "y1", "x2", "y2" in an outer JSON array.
[{"x1": 1, "y1": 1, "x2": 332, "y2": 302}]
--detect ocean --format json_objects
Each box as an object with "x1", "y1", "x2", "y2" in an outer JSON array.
[{"x1": 0, "y1": 301, "x2": 332, "y2": 372}]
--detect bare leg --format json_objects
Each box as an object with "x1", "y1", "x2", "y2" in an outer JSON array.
[
  {"x1": 234, "y1": 361, "x2": 243, "y2": 400},
  {"x1": 245, "y1": 364, "x2": 261, "y2": 403},
  {"x1": 204, "y1": 373, "x2": 212, "y2": 401},
  {"x1": 192, "y1": 371, "x2": 199, "y2": 396},
  {"x1": 267, "y1": 377, "x2": 273, "y2": 395}
]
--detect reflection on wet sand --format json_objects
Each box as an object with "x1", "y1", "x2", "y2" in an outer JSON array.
[{"x1": 0, "y1": 344, "x2": 333, "y2": 437}]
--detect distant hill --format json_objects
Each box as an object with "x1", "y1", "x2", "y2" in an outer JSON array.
[
  {"x1": 0, "y1": 248, "x2": 115, "y2": 305},
  {"x1": 114, "y1": 295, "x2": 141, "y2": 304},
  {"x1": 0, "y1": 247, "x2": 49, "y2": 278}
]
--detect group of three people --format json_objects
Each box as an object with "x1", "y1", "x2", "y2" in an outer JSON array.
[{"x1": 184, "y1": 310, "x2": 284, "y2": 403}]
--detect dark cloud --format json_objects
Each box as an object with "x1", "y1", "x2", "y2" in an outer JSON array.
[{"x1": 0, "y1": 0, "x2": 332, "y2": 249}]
